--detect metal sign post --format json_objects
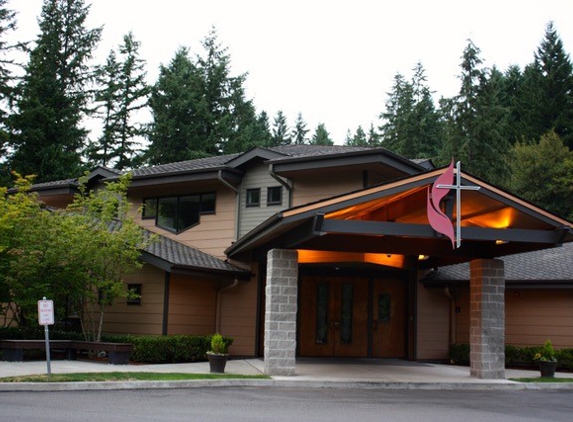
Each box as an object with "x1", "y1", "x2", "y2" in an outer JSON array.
[{"x1": 37, "y1": 297, "x2": 55, "y2": 377}]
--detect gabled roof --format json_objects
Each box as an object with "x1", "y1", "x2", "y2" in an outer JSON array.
[
  {"x1": 423, "y1": 241, "x2": 573, "y2": 286},
  {"x1": 141, "y1": 232, "x2": 249, "y2": 278},
  {"x1": 113, "y1": 145, "x2": 429, "y2": 187},
  {"x1": 226, "y1": 165, "x2": 573, "y2": 267}
]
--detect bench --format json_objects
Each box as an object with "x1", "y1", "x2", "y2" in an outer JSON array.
[{"x1": 0, "y1": 339, "x2": 133, "y2": 365}]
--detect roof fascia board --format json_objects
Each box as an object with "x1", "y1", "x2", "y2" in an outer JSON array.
[
  {"x1": 462, "y1": 173, "x2": 573, "y2": 229},
  {"x1": 225, "y1": 147, "x2": 286, "y2": 168},
  {"x1": 321, "y1": 219, "x2": 566, "y2": 244},
  {"x1": 128, "y1": 169, "x2": 242, "y2": 188},
  {"x1": 271, "y1": 152, "x2": 423, "y2": 174}
]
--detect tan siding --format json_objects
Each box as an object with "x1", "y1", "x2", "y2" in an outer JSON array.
[
  {"x1": 219, "y1": 265, "x2": 259, "y2": 356},
  {"x1": 506, "y1": 289, "x2": 573, "y2": 348},
  {"x1": 291, "y1": 171, "x2": 363, "y2": 207},
  {"x1": 239, "y1": 163, "x2": 288, "y2": 237},
  {"x1": 167, "y1": 274, "x2": 218, "y2": 335},
  {"x1": 451, "y1": 287, "x2": 573, "y2": 349},
  {"x1": 129, "y1": 185, "x2": 237, "y2": 259},
  {"x1": 416, "y1": 284, "x2": 450, "y2": 360},
  {"x1": 103, "y1": 264, "x2": 165, "y2": 335}
]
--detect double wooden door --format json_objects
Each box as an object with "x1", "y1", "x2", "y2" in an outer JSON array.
[{"x1": 298, "y1": 276, "x2": 406, "y2": 358}]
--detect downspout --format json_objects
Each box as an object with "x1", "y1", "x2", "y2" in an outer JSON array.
[
  {"x1": 269, "y1": 164, "x2": 292, "y2": 207},
  {"x1": 216, "y1": 278, "x2": 239, "y2": 333},
  {"x1": 218, "y1": 170, "x2": 240, "y2": 240},
  {"x1": 444, "y1": 287, "x2": 457, "y2": 346}
]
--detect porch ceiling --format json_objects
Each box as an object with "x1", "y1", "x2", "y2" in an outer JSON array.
[{"x1": 226, "y1": 167, "x2": 573, "y2": 269}]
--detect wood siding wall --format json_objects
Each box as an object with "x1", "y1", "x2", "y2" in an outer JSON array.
[
  {"x1": 130, "y1": 183, "x2": 237, "y2": 259},
  {"x1": 218, "y1": 264, "x2": 259, "y2": 356},
  {"x1": 103, "y1": 264, "x2": 165, "y2": 335},
  {"x1": 453, "y1": 286, "x2": 573, "y2": 349},
  {"x1": 419, "y1": 285, "x2": 573, "y2": 361},
  {"x1": 416, "y1": 283, "x2": 450, "y2": 360},
  {"x1": 239, "y1": 162, "x2": 288, "y2": 238},
  {"x1": 167, "y1": 274, "x2": 218, "y2": 335},
  {"x1": 291, "y1": 170, "x2": 364, "y2": 207}
]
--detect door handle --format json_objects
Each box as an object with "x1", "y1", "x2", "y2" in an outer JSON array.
[{"x1": 333, "y1": 320, "x2": 340, "y2": 329}]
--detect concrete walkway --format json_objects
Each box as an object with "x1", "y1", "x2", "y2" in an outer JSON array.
[{"x1": 1, "y1": 357, "x2": 572, "y2": 391}]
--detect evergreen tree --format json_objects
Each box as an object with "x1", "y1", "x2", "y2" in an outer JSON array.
[
  {"x1": 441, "y1": 41, "x2": 510, "y2": 185},
  {"x1": 0, "y1": 0, "x2": 22, "y2": 184},
  {"x1": 270, "y1": 110, "x2": 291, "y2": 146},
  {"x1": 146, "y1": 28, "x2": 256, "y2": 162},
  {"x1": 8, "y1": 0, "x2": 101, "y2": 183},
  {"x1": 379, "y1": 63, "x2": 442, "y2": 158},
  {"x1": 529, "y1": 22, "x2": 573, "y2": 148},
  {"x1": 292, "y1": 112, "x2": 309, "y2": 145},
  {"x1": 87, "y1": 50, "x2": 121, "y2": 167},
  {"x1": 310, "y1": 123, "x2": 333, "y2": 145},
  {"x1": 344, "y1": 126, "x2": 368, "y2": 146},
  {"x1": 146, "y1": 47, "x2": 206, "y2": 164},
  {"x1": 367, "y1": 124, "x2": 381, "y2": 147},
  {"x1": 113, "y1": 32, "x2": 149, "y2": 169}
]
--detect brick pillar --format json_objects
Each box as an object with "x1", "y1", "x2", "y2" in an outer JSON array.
[
  {"x1": 264, "y1": 248, "x2": 298, "y2": 376},
  {"x1": 470, "y1": 259, "x2": 505, "y2": 379}
]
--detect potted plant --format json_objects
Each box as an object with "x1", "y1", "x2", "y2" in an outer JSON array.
[
  {"x1": 206, "y1": 333, "x2": 232, "y2": 373},
  {"x1": 534, "y1": 340, "x2": 558, "y2": 378}
]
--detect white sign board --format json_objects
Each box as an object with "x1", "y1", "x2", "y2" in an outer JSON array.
[{"x1": 38, "y1": 299, "x2": 54, "y2": 325}]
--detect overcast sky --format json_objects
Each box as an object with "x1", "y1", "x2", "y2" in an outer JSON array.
[{"x1": 8, "y1": 0, "x2": 573, "y2": 144}]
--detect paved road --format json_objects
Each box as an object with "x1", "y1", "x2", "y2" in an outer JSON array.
[{"x1": 2, "y1": 387, "x2": 572, "y2": 421}]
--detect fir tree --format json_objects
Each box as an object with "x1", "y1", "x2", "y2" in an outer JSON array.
[
  {"x1": 270, "y1": 110, "x2": 291, "y2": 146},
  {"x1": 292, "y1": 112, "x2": 309, "y2": 145},
  {"x1": 8, "y1": 0, "x2": 101, "y2": 182},
  {"x1": 310, "y1": 123, "x2": 333, "y2": 145}
]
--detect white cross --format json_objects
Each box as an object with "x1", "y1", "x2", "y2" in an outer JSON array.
[{"x1": 436, "y1": 161, "x2": 480, "y2": 248}]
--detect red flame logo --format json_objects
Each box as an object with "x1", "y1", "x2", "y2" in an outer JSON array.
[{"x1": 427, "y1": 161, "x2": 455, "y2": 248}]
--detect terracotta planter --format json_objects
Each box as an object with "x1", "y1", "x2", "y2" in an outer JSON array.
[
  {"x1": 207, "y1": 352, "x2": 229, "y2": 373},
  {"x1": 538, "y1": 361, "x2": 557, "y2": 378}
]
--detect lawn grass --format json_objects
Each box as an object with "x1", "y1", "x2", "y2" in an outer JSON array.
[
  {"x1": 510, "y1": 377, "x2": 573, "y2": 383},
  {"x1": 0, "y1": 372, "x2": 270, "y2": 383}
]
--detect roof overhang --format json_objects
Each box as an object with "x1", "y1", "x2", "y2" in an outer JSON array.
[{"x1": 226, "y1": 166, "x2": 573, "y2": 268}]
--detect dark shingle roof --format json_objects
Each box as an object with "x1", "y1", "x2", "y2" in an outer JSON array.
[
  {"x1": 425, "y1": 242, "x2": 573, "y2": 282},
  {"x1": 130, "y1": 154, "x2": 241, "y2": 178},
  {"x1": 143, "y1": 232, "x2": 248, "y2": 275}
]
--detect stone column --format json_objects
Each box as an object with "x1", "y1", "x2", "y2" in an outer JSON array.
[
  {"x1": 264, "y1": 248, "x2": 298, "y2": 376},
  {"x1": 470, "y1": 259, "x2": 505, "y2": 379}
]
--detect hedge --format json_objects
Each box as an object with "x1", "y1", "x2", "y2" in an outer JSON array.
[
  {"x1": 0, "y1": 327, "x2": 233, "y2": 364},
  {"x1": 450, "y1": 343, "x2": 573, "y2": 370}
]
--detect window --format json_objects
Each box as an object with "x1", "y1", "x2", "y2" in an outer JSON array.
[
  {"x1": 267, "y1": 186, "x2": 282, "y2": 206},
  {"x1": 142, "y1": 198, "x2": 157, "y2": 219},
  {"x1": 144, "y1": 192, "x2": 216, "y2": 233},
  {"x1": 246, "y1": 188, "x2": 260, "y2": 207},
  {"x1": 127, "y1": 284, "x2": 142, "y2": 306}
]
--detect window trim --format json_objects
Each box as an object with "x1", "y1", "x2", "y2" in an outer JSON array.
[
  {"x1": 144, "y1": 192, "x2": 216, "y2": 233},
  {"x1": 246, "y1": 188, "x2": 261, "y2": 208},
  {"x1": 127, "y1": 283, "x2": 142, "y2": 306},
  {"x1": 267, "y1": 186, "x2": 282, "y2": 206}
]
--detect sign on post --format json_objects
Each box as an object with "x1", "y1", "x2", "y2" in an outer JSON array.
[
  {"x1": 38, "y1": 297, "x2": 54, "y2": 377},
  {"x1": 38, "y1": 299, "x2": 55, "y2": 325}
]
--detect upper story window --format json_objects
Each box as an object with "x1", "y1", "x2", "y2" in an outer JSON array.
[
  {"x1": 142, "y1": 192, "x2": 215, "y2": 233},
  {"x1": 246, "y1": 188, "x2": 260, "y2": 207},
  {"x1": 267, "y1": 186, "x2": 282, "y2": 206}
]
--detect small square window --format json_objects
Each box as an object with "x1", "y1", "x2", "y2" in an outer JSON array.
[
  {"x1": 142, "y1": 198, "x2": 157, "y2": 219},
  {"x1": 127, "y1": 284, "x2": 142, "y2": 306},
  {"x1": 246, "y1": 188, "x2": 260, "y2": 207},
  {"x1": 267, "y1": 186, "x2": 282, "y2": 206}
]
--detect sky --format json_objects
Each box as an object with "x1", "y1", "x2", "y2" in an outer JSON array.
[{"x1": 7, "y1": 0, "x2": 573, "y2": 144}]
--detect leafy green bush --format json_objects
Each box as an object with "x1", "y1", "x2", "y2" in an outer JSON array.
[
  {"x1": 449, "y1": 343, "x2": 573, "y2": 370},
  {"x1": 0, "y1": 328, "x2": 233, "y2": 364}
]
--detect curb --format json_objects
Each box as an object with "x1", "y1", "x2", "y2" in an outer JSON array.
[{"x1": 2, "y1": 379, "x2": 573, "y2": 392}]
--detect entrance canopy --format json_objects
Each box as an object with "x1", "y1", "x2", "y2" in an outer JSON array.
[{"x1": 226, "y1": 167, "x2": 573, "y2": 269}]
